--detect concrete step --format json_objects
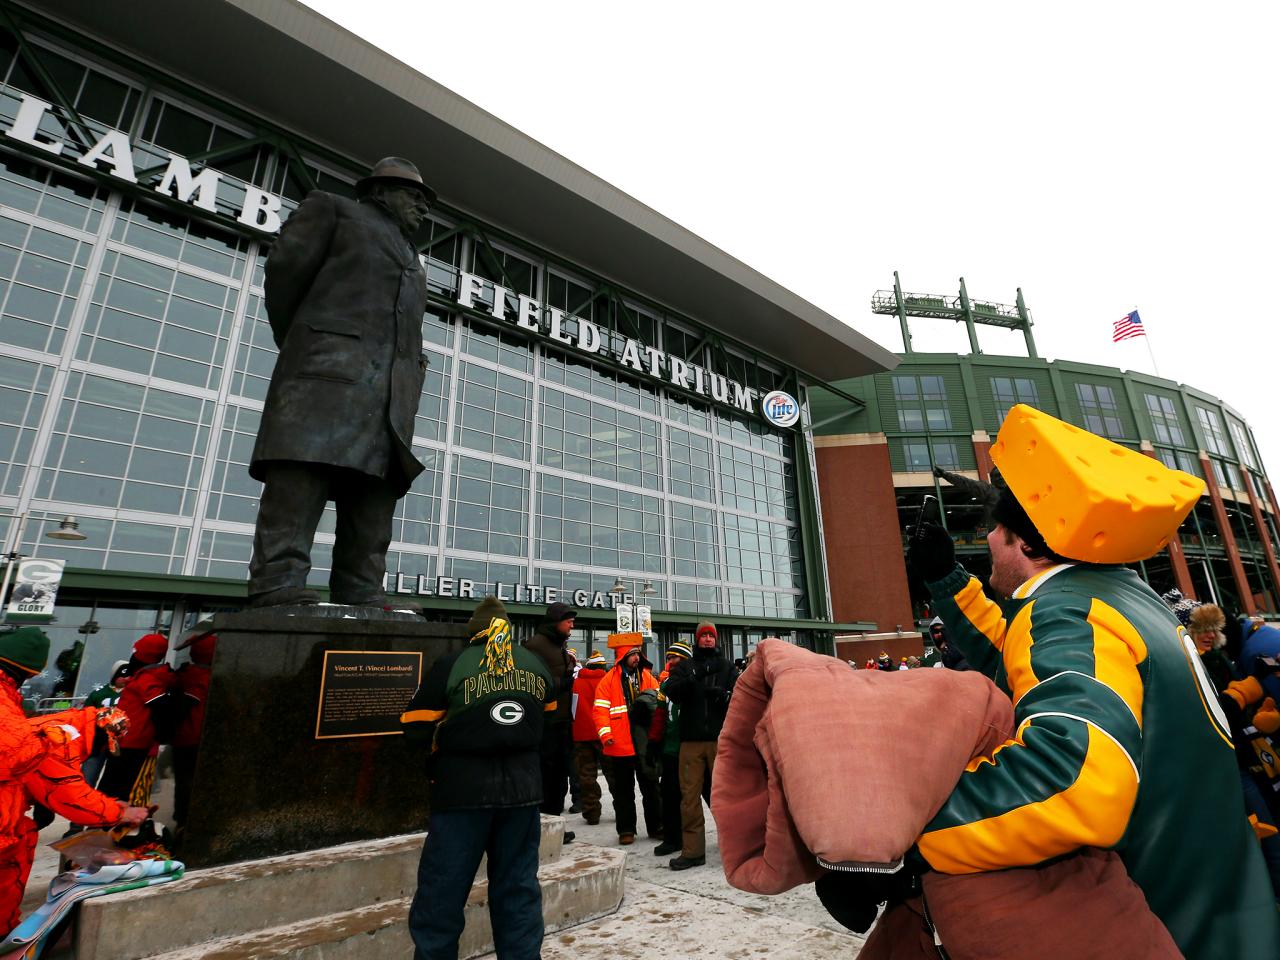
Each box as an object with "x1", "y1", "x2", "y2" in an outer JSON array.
[
  {"x1": 138, "y1": 844, "x2": 626, "y2": 960},
  {"x1": 76, "y1": 817, "x2": 565, "y2": 960}
]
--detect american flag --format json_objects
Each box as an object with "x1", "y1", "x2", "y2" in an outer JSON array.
[{"x1": 1113, "y1": 309, "x2": 1145, "y2": 343}]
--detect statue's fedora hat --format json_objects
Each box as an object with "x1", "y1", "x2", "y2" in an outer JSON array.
[{"x1": 357, "y1": 157, "x2": 437, "y2": 203}]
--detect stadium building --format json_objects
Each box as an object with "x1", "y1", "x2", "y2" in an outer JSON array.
[
  {"x1": 0, "y1": 0, "x2": 899, "y2": 691},
  {"x1": 811, "y1": 275, "x2": 1280, "y2": 659}
]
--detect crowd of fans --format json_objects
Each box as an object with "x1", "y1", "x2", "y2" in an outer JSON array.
[
  {"x1": 527, "y1": 605, "x2": 739, "y2": 871},
  {"x1": 1159, "y1": 593, "x2": 1280, "y2": 896}
]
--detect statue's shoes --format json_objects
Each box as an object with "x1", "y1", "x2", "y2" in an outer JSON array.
[{"x1": 247, "y1": 587, "x2": 321, "y2": 608}]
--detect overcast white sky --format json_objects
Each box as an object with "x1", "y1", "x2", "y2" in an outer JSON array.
[{"x1": 303, "y1": 1, "x2": 1278, "y2": 472}]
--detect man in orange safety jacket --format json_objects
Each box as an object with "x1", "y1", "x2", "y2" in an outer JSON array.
[{"x1": 591, "y1": 639, "x2": 660, "y2": 845}]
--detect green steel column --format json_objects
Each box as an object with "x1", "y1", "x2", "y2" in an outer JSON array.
[
  {"x1": 958, "y1": 277, "x2": 981, "y2": 355},
  {"x1": 793, "y1": 386, "x2": 831, "y2": 623},
  {"x1": 893, "y1": 271, "x2": 913, "y2": 354},
  {"x1": 1016, "y1": 287, "x2": 1038, "y2": 358}
]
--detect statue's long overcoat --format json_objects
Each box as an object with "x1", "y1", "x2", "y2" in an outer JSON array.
[{"x1": 250, "y1": 191, "x2": 428, "y2": 495}]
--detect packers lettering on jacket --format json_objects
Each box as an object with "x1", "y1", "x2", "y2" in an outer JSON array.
[
  {"x1": 461, "y1": 669, "x2": 547, "y2": 704},
  {"x1": 921, "y1": 563, "x2": 1279, "y2": 959}
]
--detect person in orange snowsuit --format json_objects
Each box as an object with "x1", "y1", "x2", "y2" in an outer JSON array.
[
  {"x1": 591, "y1": 639, "x2": 660, "y2": 845},
  {"x1": 0, "y1": 627, "x2": 147, "y2": 935}
]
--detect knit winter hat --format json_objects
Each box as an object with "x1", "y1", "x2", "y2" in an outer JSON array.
[
  {"x1": 545, "y1": 601, "x2": 576, "y2": 625},
  {"x1": 133, "y1": 632, "x2": 169, "y2": 664},
  {"x1": 695, "y1": 622, "x2": 718, "y2": 643},
  {"x1": 1160, "y1": 588, "x2": 1200, "y2": 628},
  {"x1": 667, "y1": 640, "x2": 693, "y2": 660},
  {"x1": 467, "y1": 596, "x2": 508, "y2": 639},
  {"x1": 585, "y1": 650, "x2": 607, "y2": 667},
  {"x1": 109, "y1": 660, "x2": 130, "y2": 684},
  {"x1": 0, "y1": 626, "x2": 50, "y2": 676}
]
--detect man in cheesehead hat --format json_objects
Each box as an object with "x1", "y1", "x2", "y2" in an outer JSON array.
[
  {"x1": 905, "y1": 404, "x2": 1279, "y2": 958},
  {"x1": 401, "y1": 597, "x2": 554, "y2": 960}
]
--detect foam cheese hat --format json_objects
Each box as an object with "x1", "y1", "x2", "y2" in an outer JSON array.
[{"x1": 990, "y1": 403, "x2": 1205, "y2": 563}]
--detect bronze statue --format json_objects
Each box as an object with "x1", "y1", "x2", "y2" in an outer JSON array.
[{"x1": 246, "y1": 158, "x2": 435, "y2": 607}]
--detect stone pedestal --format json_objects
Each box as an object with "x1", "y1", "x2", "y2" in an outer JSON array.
[{"x1": 180, "y1": 606, "x2": 466, "y2": 868}]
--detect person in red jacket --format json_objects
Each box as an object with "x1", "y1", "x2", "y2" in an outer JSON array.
[
  {"x1": 591, "y1": 639, "x2": 660, "y2": 845},
  {"x1": 97, "y1": 632, "x2": 177, "y2": 805},
  {"x1": 171, "y1": 625, "x2": 216, "y2": 834},
  {"x1": 571, "y1": 651, "x2": 608, "y2": 826},
  {"x1": 0, "y1": 627, "x2": 147, "y2": 935}
]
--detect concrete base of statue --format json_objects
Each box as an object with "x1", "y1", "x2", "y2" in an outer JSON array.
[{"x1": 178, "y1": 605, "x2": 465, "y2": 869}]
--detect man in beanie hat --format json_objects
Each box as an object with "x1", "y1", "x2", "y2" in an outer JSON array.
[
  {"x1": 592, "y1": 636, "x2": 661, "y2": 844},
  {"x1": 0, "y1": 627, "x2": 148, "y2": 934},
  {"x1": 907, "y1": 404, "x2": 1279, "y2": 958},
  {"x1": 246, "y1": 156, "x2": 436, "y2": 609},
  {"x1": 523, "y1": 601, "x2": 577, "y2": 828},
  {"x1": 653, "y1": 640, "x2": 693, "y2": 856},
  {"x1": 81, "y1": 659, "x2": 130, "y2": 787},
  {"x1": 664, "y1": 622, "x2": 735, "y2": 870},
  {"x1": 97, "y1": 631, "x2": 178, "y2": 806},
  {"x1": 401, "y1": 597, "x2": 554, "y2": 960},
  {"x1": 571, "y1": 650, "x2": 609, "y2": 825}
]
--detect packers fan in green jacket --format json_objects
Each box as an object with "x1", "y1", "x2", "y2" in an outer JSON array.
[
  {"x1": 909, "y1": 405, "x2": 1279, "y2": 960},
  {"x1": 401, "y1": 596, "x2": 554, "y2": 960}
]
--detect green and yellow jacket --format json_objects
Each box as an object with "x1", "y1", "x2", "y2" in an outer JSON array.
[
  {"x1": 921, "y1": 562, "x2": 1279, "y2": 960},
  {"x1": 401, "y1": 632, "x2": 554, "y2": 812}
]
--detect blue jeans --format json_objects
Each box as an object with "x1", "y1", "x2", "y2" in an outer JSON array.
[
  {"x1": 408, "y1": 806, "x2": 543, "y2": 960},
  {"x1": 1241, "y1": 772, "x2": 1280, "y2": 902}
]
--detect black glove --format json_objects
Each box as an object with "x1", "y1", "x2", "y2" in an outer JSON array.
[
  {"x1": 814, "y1": 863, "x2": 923, "y2": 934},
  {"x1": 907, "y1": 521, "x2": 956, "y2": 583}
]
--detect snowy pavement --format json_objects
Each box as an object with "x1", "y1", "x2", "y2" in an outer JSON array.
[{"x1": 480, "y1": 779, "x2": 865, "y2": 960}]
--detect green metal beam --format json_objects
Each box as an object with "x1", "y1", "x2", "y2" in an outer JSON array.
[
  {"x1": 1016, "y1": 287, "x2": 1038, "y2": 358},
  {"x1": 893, "y1": 269, "x2": 913, "y2": 353},
  {"x1": 957, "y1": 277, "x2": 981, "y2": 354},
  {"x1": 0, "y1": 5, "x2": 96, "y2": 150},
  {"x1": 133, "y1": 135, "x2": 271, "y2": 183}
]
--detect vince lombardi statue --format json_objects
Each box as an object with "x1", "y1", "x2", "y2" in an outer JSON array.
[{"x1": 246, "y1": 158, "x2": 435, "y2": 608}]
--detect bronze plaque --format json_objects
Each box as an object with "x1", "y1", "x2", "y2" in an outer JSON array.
[{"x1": 315, "y1": 650, "x2": 423, "y2": 739}]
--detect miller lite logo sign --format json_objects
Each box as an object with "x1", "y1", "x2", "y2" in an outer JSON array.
[{"x1": 761, "y1": 390, "x2": 800, "y2": 428}]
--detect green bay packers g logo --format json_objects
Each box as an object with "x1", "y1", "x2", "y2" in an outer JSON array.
[{"x1": 490, "y1": 701, "x2": 525, "y2": 725}]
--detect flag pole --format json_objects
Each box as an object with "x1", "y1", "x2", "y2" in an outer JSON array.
[{"x1": 1137, "y1": 306, "x2": 1161, "y2": 377}]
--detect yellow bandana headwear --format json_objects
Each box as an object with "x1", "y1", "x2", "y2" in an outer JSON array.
[{"x1": 477, "y1": 617, "x2": 515, "y2": 675}]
